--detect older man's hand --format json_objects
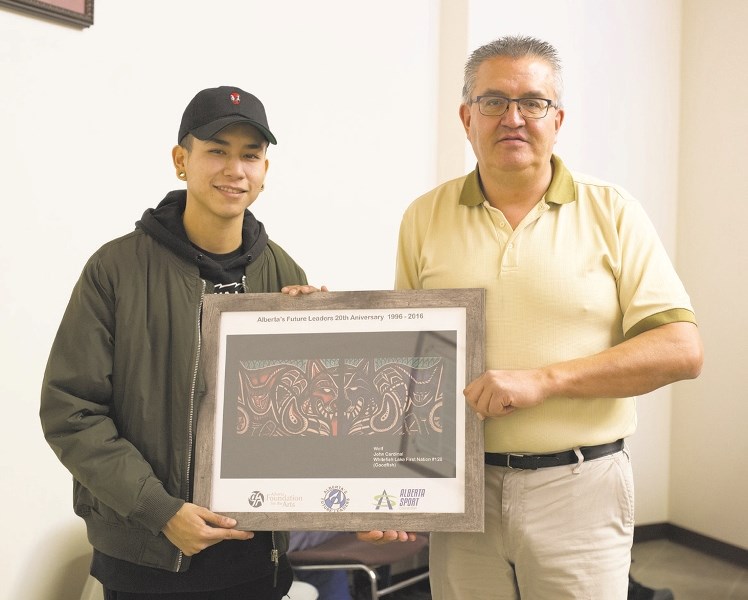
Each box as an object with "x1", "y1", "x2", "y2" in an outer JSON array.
[
  {"x1": 281, "y1": 284, "x2": 329, "y2": 296},
  {"x1": 356, "y1": 530, "x2": 417, "y2": 545}
]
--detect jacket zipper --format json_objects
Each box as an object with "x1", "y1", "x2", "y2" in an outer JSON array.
[
  {"x1": 271, "y1": 531, "x2": 279, "y2": 586},
  {"x1": 175, "y1": 280, "x2": 206, "y2": 572}
]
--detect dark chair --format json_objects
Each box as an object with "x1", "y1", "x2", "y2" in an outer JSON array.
[{"x1": 287, "y1": 532, "x2": 429, "y2": 600}]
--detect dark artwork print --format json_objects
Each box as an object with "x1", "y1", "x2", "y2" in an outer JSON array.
[
  {"x1": 219, "y1": 330, "x2": 458, "y2": 479},
  {"x1": 236, "y1": 358, "x2": 444, "y2": 438}
]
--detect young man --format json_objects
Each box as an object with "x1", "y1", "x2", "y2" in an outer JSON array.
[
  {"x1": 392, "y1": 36, "x2": 703, "y2": 599},
  {"x1": 41, "y1": 86, "x2": 323, "y2": 599}
]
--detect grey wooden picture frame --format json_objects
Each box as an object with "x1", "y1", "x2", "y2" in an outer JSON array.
[{"x1": 194, "y1": 288, "x2": 485, "y2": 532}]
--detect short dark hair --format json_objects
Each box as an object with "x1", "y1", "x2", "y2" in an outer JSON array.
[
  {"x1": 179, "y1": 134, "x2": 194, "y2": 152},
  {"x1": 178, "y1": 131, "x2": 270, "y2": 153},
  {"x1": 462, "y1": 35, "x2": 564, "y2": 106}
]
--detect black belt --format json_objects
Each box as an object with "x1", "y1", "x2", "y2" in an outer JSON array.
[{"x1": 485, "y1": 439, "x2": 624, "y2": 470}]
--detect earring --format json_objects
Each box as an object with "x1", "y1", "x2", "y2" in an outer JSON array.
[{"x1": 178, "y1": 172, "x2": 186, "y2": 180}]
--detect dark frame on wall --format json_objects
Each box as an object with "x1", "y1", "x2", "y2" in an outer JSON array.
[{"x1": 0, "y1": 0, "x2": 93, "y2": 27}]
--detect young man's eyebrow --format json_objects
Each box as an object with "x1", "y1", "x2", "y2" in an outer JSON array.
[{"x1": 205, "y1": 136, "x2": 264, "y2": 150}]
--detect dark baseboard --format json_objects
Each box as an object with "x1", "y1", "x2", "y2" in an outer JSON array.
[
  {"x1": 633, "y1": 522, "x2": 672, "y2": 543},
  {"x1": 635, "y1": 522, "x2": 748, "y2": 568}
]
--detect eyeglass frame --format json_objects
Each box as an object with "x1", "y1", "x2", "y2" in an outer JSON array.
[{"x1": 470, "y1": 95, "x2": 559, "y2": 119}]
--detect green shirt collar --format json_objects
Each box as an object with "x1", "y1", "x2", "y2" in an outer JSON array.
[{"x1": 459, "y1": 154, "x2": 576, "y2": 206}]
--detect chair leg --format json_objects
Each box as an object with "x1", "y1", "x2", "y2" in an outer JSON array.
[{"x1": 366, "y1": 566, "x2": 378, "y2": 600}]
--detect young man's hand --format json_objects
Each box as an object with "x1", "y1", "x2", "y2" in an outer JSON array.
[{"x1": 162, "y1": 503, "x2": 254, "y2": 556}]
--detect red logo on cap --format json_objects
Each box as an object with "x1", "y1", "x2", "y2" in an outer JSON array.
[{"x1": 230, "y1": 92, "x2": 241, "y2": 105}]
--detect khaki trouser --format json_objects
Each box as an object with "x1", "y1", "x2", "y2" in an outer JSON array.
[{"x1": 430, "y1": 448, "x2": 634, "y2": 600}]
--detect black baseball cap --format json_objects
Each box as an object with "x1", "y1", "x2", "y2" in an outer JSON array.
[{"x1": 178, "y1": 86, "x2": 277, "y2": 145}]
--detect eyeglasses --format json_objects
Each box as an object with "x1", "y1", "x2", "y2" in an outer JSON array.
[{"x1": 471, "y1": 95, "x2": 558, "y2": 119}]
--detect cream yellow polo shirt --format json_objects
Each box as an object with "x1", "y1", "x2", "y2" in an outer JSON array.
[{"x1": 395, "y1": 155, "x2": 696, "y2": 454}]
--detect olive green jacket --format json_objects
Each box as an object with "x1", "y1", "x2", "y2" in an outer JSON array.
[{"x1": 40, "y1": 228, "x2": 305, "y2": 571}]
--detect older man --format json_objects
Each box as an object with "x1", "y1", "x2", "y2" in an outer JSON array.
[{"x1": 393, "y1": 36, "x2": 702, "y2": 599}]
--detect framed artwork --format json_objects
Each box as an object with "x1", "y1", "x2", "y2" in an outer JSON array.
[
  {"x1": 0, "y1": 0, "x2": 93, "y2": 27},
  {"x1": 194, "y1": 288, "x2": 485, "y2": 532}
]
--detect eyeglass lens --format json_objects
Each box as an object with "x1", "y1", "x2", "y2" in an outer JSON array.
[{"x1": 478, "y1": 97, "x2": 550, "y2": 118}]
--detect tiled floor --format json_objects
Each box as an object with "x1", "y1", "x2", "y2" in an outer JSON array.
[{"x1": 631, "y1": 539, "x2": 748, "y2": 600}]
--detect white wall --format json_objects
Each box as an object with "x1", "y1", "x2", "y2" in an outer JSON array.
[
  {"x1": 671, "y1": 0, "x2": 748, "y2": 550},
  {"x1": 0, "y1": 1, "x2": 742, "y2": 598}
]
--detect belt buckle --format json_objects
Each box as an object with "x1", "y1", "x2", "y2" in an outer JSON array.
[{"x1": 506, "y1": 453, "x2": 526, "y2": 470}]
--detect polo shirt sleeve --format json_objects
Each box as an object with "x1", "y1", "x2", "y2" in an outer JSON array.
[{"x1": 615, "y1": 194, "x2": 696, "y2": 338}]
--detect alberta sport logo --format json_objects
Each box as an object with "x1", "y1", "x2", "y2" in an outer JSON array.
[
  {"x1": 373, "y1": 489, "x2": 398, "y2": 510},
  {"x1": 372, "y1": 488, "x2": 426, "y2": 510},
  {"x1": 321, "y1": 485, "x2": 350, "y2": 512}
]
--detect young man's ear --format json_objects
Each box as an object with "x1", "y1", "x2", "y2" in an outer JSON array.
[{"x1": 172, "y1": 144, "x2": 186, "y2": 171}]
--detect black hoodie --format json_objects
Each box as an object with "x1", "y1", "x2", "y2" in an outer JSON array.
[{"x1": 136, "y1": 189, "x2": 270, "y2": 286}]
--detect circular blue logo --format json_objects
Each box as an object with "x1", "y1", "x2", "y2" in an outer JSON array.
[{"x1": 321, "y1": 486, "x2": 350, "y2": 512}]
